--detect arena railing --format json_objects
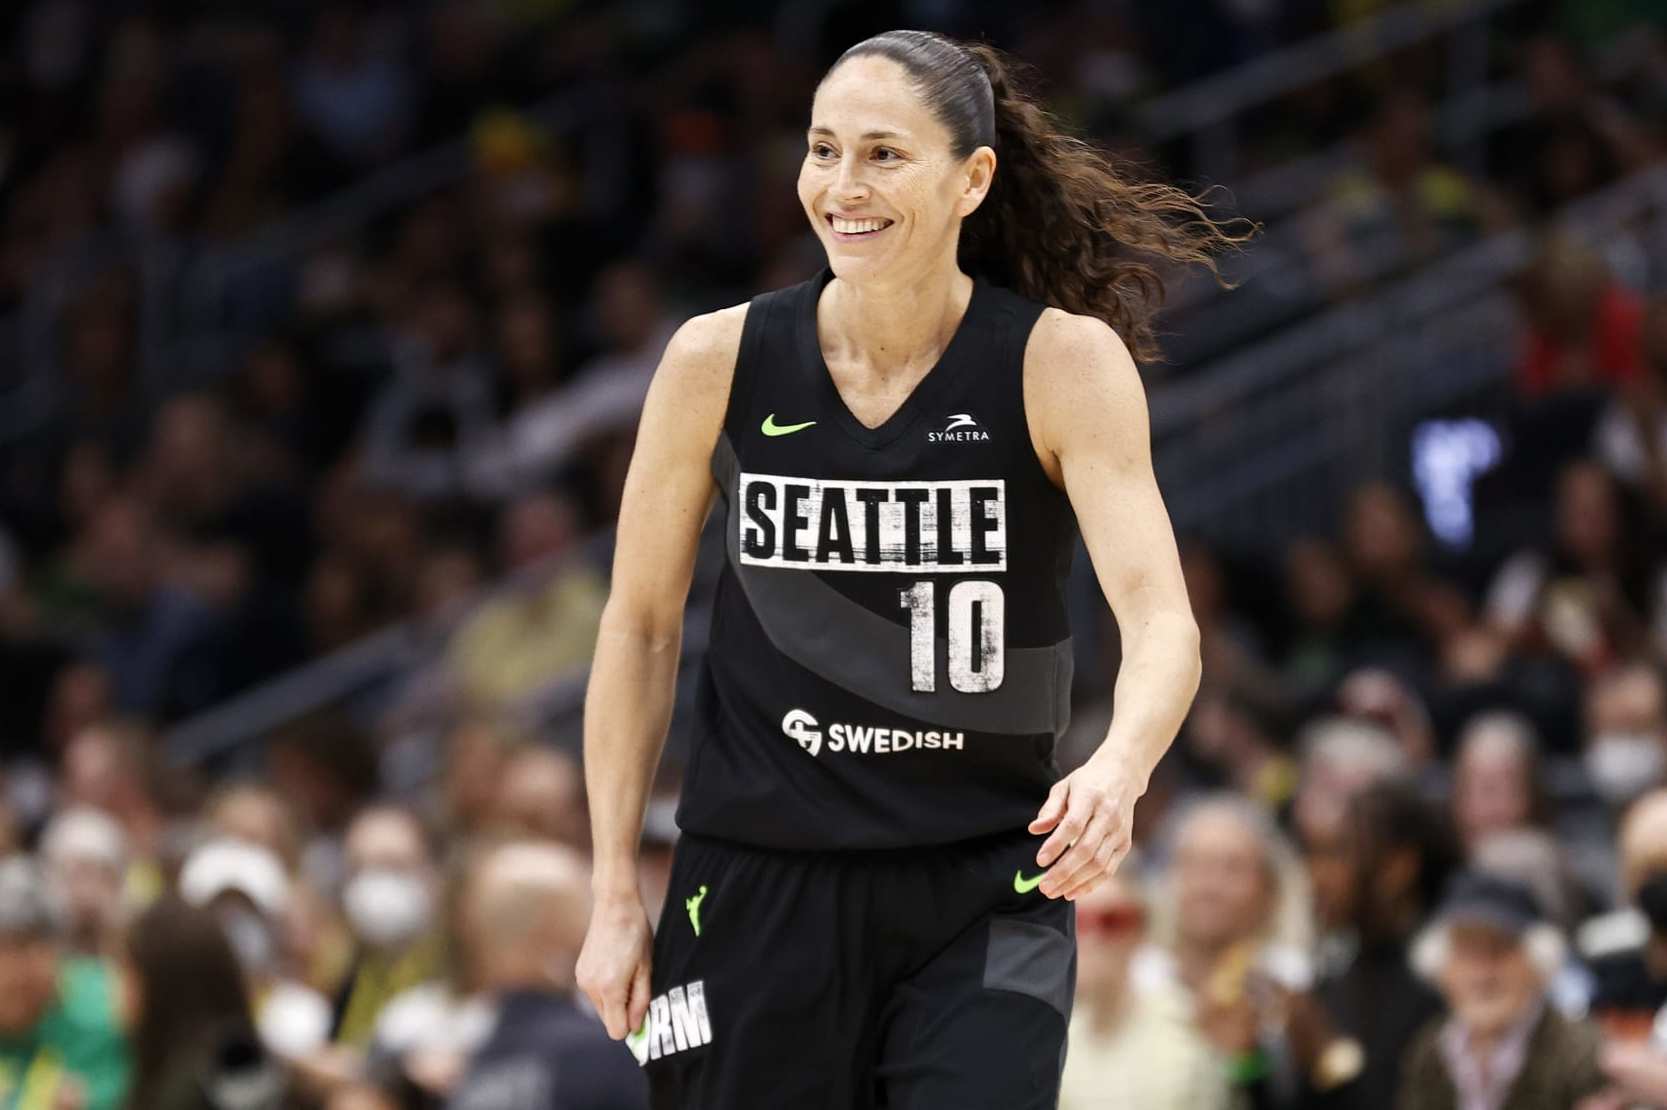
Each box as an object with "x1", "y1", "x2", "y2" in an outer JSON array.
[
  {"x1": 1133, "y1": 0, "x2": 1527, "y2": 185},
  {"x1": 0, "y1": 0, "x2": 1547, "y2": 449},
  {"x1": 160, "y1": 523, "x2": 726, "y2": 772},
  {"x1": 0, "y1": 89, "x2": 598, "y2": 454},
  {"x1": 1163, "y1": 34, "x2": 1652, "y2": 372},
  {"x1": 1150, "y1": 162, "x2": 1667, "y2": 548}
]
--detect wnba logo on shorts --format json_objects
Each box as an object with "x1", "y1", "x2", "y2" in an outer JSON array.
[{"x1": 781, "y1": 708, "x2": 823, "y2": 756}]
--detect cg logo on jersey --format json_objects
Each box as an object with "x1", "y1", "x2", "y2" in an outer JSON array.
[
  {"x1": 781, "y1": 708, "x2": 822, "y2": 756},
  {"x1": 781, "y1": 708, "x2": 966, "y2": 757}
]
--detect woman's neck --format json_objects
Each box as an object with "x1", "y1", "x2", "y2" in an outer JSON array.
[{"x1": 821, "y1": 262, "x2": 973, "y2": 378}]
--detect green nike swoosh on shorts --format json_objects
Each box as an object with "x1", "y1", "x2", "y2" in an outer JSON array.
[
  {"x1": 761, "y1": 413, "x2": 816, "y2": 437},
  {"x1": 1013, "y1": 869, "x2": 1047, "y2": 894}
]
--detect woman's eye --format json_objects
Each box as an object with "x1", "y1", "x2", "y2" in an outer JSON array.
[
  {"x1": 811, "y1": 143, "x2": 835, "y2": 159},
  {"x1": 873, "y1": 148, "x2": 898, "y2": 162}
]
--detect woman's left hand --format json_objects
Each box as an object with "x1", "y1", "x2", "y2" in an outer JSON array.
[{"x1": 1027, "y1": 754, "x2": 1142, "y2": 900}]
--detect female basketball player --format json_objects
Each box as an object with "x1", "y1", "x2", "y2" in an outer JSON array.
[{"x1": 578, "y1": 30, "x2": 1251, "y2": 1108}]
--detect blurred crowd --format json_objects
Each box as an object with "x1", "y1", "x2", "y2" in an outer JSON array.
[
  {"x1": 1055, "y1": 281, "x2": 1667, "y2": 1106},
  {"x1": 0, "y1": 0, "x2": 1665, "y2": 1108}
]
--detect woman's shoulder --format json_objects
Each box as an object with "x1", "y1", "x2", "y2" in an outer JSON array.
[
  {"x1": 665, "y1": 303, "x2": 751, "y2": 372},
  {"x1": 1021, "y1": 305, "x2": 1135, "y2": 378}
]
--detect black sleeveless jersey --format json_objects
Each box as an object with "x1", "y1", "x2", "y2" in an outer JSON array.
[{"x1": 677, "y1": 267, "x2": 1080, "y2": 851}]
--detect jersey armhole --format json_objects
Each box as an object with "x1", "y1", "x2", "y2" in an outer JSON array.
[
  {"x1": 1008, "y1": 297, "x2": 1063, "y2": 494},
  {"x1": 720, "y1": 288, "x2": 783, "y2": 440}
]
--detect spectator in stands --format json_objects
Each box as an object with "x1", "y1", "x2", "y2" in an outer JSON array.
[
  {"x1": 1282, "y1": 537, "x2": 1361, "y2": 702},
  {"x1": 1514, "y1": 235, "x2": 1644, "y2": 398},
  {"x1": 126, "y1": 897, "x2": 288, "y2": 1110},
  {"x1": 1585, "y1": 1046, "x2": 1667, "y2": 1110},
  {"x1": 360, "y1": 279, "x2": 495, "y2": 503},
  {"x1": 205, "y1": 784, "x2": 303, "y2": 875},
  {"x1": 291, "y1": 5, "x2": 415, "y2": 171},
  {"x1": 1487, "y1": 462, "x2": 1663, "y2": 675},
  {"x1": 1292, "y1": 717, "x2": 1408, "y2": 939},
  {"x1": 1583, "y1": 662, "x2": 1667, "y2": 808},
  {"x1": 1184, "y1": 543, "x2": 1282, "y2": 719},
  {"x1": 0, "y1": 856, "x2": 129, "y2": 1109},
  {"x1": 1308, "y1": 91, "x2": 1494, "y2": 295},
  {"x1": 79, "y1": 495, "x2": 228, "y2": 719},
  {"x1": 1595, "y1": 294, "x2": 1667, "y2": 523},
  {"x1": 41, "y1": 663, "x2": 116, "y2": 755},
  {"x1": 445, "y1": 489, "x2": 606, "y2": 711},
  {"x1": 485, "y1": 290, "x2": 564, "y2": 416},
  {"x1": 1316, "y1": 782, "x2": 1451, "y2": 1110},
  {"x1": 462, "y1": 261, "x2": 680, "y2": 500},
  {"x1": 492, "y1": 743, "x2": 587, "y2": 849},
  {"x1": 1176, "y1": 689, "x2": 1296, "y2": 809},
  {"x1": 329, "y1": 807, "x2": 447, "y2": 1052},
  {"x1": 1337, "y1": 666, "x2": 1440, "y2": 768},
  {"x1": 440, "y1": 719, "x2": 512, "y2": 840},
  {"x1": 1153, "y1": 797, "x2": 1356, "y2": 1104},
  {"x1": 203, "y1": 783, "x2": 351, "y2": 999},
  {"x1": 1061, "y1": 873, "x2": 1228, "y2": 1110},
  {"x1": 1470, "y1": 828, "x2": 1597, "y2": 1024},
  {"x1": 39, "y1": 806, "x2": 129, "y2": 958},
  {"x1": 445, "y1": 840, "x2": 646, "y2": 1110},
  {"x1": 1586, "y1": 789, "x2": 1667, "y2": 1040},
  {"x1": 134, "y1": 393, "x2": 311, "y2": 688},
  {"x1": 1340, "y1": 482, "x2": 1459, "y2": 665},
  {"x1": 179, "y1": 838, "x2": 332, "y2": 1063},
  {"x1": 1451, "y1": 712, "x2": 1548, "y2": 856},
  {"x1": 58, "y1": 724, "x2": 167, "y2": 906},
  {"x1": 1400, "y1": 871, "x2": 1604, "y2": 1110},
  {"x1": 1489, "y1": 35, "x2": 1658, "y2": 219},
  {"x1": 357, "y1": 853, "x2": 492, "y2": 1108}
]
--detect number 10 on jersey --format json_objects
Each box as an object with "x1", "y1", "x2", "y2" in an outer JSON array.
[{"x1": 899, "y1": 581, "x2": 1005, "y2": 693}]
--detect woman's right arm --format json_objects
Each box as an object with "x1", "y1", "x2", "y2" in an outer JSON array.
[{"x1": 577, "y1": 303, "x2": 744, "y2": 1040}]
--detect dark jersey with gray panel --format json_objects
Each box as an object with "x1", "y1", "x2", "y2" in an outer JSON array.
[{"x1": 677, "y1": 266, "x2": 1079, "y2": 851}]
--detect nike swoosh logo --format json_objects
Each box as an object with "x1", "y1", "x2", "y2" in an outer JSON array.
[
  {"x1": 762, "y1": 414, "x2": 816, "y2": 437},
  {"x1": 1013, "y1": 869, "x2": 1047, "y2": 895}
]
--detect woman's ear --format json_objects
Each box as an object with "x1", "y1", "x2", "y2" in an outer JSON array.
[{"x1": 958, "y1": 147, "x2": 997, "y2": 218}]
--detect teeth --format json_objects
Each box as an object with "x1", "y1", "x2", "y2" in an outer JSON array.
[{"x1": 832, "y1": 216, "x2": 890, "y2": 234}]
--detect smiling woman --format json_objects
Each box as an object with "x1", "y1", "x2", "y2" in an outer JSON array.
[
  {"x1": 579, "y1": 28, "x2": 1231, "y2": 1110},
  {"x1": 803, "y1": 30, "x2": 1254, "y2": 365}
]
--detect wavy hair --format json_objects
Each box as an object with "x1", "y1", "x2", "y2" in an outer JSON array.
[{"x1": 829, "y1": 30, "x2": 1257, "y2": 364}]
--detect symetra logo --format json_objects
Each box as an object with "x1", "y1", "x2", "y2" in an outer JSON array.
[
  {"x1": 928, "y1": 413, "x2": 990, "y2": 443},
  {"x1": 781, "y1": 708, "x2": 964, "y2": 757},
  {"x1": 626, "y1": 979, "x2": 713, "y2": 1065},
  {"x1": 781, "y1": 709, "x2": 822, "y2": 756}
]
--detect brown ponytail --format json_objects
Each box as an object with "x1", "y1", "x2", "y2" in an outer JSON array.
[{"x1": 829, "y1": 32, "x2": 1257, "y2": 364}]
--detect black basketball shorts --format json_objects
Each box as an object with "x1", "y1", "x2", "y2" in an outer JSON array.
[{"x1": 631, "y1": 826, "x2": 1076, "y2": 1109}]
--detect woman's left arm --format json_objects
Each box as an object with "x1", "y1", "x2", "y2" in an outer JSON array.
[{"x1": 1023, "y1": 310, "x2": 1202, "y2": 900}]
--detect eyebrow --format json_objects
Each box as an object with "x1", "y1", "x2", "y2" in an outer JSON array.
[{"x1": 807, "y1": 127, "x2": 905, "y2": 141}]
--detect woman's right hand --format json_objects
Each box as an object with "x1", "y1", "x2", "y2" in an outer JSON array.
[{"x1": 577, "y1": 892, "x2": 655, "y2": 1039}]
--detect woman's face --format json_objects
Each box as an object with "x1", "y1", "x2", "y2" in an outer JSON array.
[{"x1": 797, "y1": 56, "x2": 991, "y2": 282}]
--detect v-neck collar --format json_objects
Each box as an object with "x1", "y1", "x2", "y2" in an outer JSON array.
[{"x1": 797, "y1": 266, "x2": 988, "y2": 450}]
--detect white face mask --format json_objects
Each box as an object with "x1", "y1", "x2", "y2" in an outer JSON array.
[
  {"x1": 342, "y1": 869, "x2": 432, "y2": 948},
  {"x1": 1586, "y1": 732, "x2": 1667, "y2": 804},
  {"x1": 223, "y1": 908, "x2": 274, "y2": 973}
]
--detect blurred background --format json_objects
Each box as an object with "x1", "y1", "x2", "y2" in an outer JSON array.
[{"x1": 0, "y1": 0, "x2": 1665, "y2": 1107}]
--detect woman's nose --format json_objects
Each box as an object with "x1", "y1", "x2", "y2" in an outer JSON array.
[{"x1": 834, "y1": 156, "x2": 869, "y2": 202}]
